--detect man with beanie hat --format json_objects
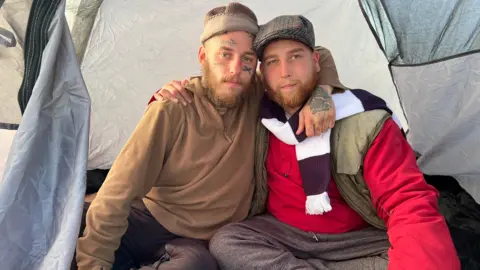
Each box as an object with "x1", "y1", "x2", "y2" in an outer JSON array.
[
  {"x1": 75, "y1": 3, "x2": 270, "y2": 270},
  {"x1": 204, "y1": 15, "x2": 460, "y2": 270}
]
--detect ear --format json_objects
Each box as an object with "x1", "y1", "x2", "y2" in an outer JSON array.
[
  {"x1": 198, "y1": 46, "x2": 207, "y2": 65},
  {"x1": 312, "y1": 51, "x2": 321, "y2": 72},
  {"x1": 258, "y1": 63, "x2": 266, "y2": 82}
]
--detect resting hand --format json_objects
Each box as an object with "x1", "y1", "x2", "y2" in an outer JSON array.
[
  {"x1": 297, "y1": 85, "x2": 335, "y2": 137},
  {"x1": 153, "y1": 78, "x2": 192, "y2": 106}
]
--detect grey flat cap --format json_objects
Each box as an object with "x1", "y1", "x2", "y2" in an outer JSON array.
[{"x1": 253, "y1": 15, "x2": 315, "y2": 60}]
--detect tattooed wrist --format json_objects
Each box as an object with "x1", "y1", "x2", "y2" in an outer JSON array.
[{"x1": 309, "y1": 86, "x2": 332, "y2": 114}]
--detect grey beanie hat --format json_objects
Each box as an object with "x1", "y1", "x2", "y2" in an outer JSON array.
[
  {"x1": 200, "y1": 2, "x2": 259, "y2": 44},
  {"x1": 253, "y1": 15, "x2": 315, "y2": 60}
]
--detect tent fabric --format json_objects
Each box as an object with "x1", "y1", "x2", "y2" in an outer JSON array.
[
  {"x1": 0, "y1": 129, "x2": 16, "y2": 183},
  {"x1": 0, "y1": 123, "x2": 19, "y2": 130},
  {"x1": 0, "y1": 26, "x2": 16, "y2": 47},
  {"x1": 358, "y1": 0, "x2": 480, "y2": 203},
  {"x1": 0, "y1": 0, "x2": 90, "y2": 269},
  {"x1": 359, "y1": 0, "x2": 480, "y2": 65},
  {"x1": 0, "y1": 0, "x2": 31, "y2": 126},
  {"x1": 17, "y1": 0, "x2": 62, "y2": 114},
  {"x1": 82, "y1": 0, "x2": 405, "y2": 170},
  {"x1": 0, "y1": 0, "x2": 479, "y2": 269},
  {"x1": 64, "y1": 0, "x2": 103, "y2": 63},
  {"x1": 391, "y1": 54, "x2": 480, "y2": 202},
  {"x1": 424, "y1": 174, "x2": 480, "y2": 270}
]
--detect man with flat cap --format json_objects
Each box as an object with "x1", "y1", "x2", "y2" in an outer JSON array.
[
  {"x1": 75, "y1": 3, "x2": 339, "y2": 270},
  {"x1": 207, "y1": 14, "x2": 460, "y2": 270}
]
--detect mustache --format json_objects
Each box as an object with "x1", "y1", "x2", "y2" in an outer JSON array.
[
  {"x1": 276, "y1": 80, "x2": 301, "y2": 89},
  {"x1": 222, "y1": 75, "x2": 246, "y2": 85}
]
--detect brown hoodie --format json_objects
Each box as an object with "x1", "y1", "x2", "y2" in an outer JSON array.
[{"x1": 76, "y1": 76, "x2": 263, "y2": 270}]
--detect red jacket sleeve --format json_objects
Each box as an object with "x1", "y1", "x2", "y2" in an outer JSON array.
[
  {"x1": 147, "y1": 94, "x2": 157, "y2": 105},
  {"x1": 363, "y1": 119, "x2": 460, "y2": 270}
]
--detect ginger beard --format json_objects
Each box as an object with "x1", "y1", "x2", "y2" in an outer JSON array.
[
  {"x1": 265, "y1": 68, "x2": 317, "y2": 112},
  {"x1": 201, "y1": 58, "x2": 252, "y2": 108}
]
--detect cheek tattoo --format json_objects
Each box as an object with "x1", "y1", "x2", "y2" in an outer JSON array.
[{"x1": 242, "y1": 66, "x2": 252, "y2": 74}]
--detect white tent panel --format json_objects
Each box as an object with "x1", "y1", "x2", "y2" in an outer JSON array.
[
  {"x1": 392, "y1": 52, "x2": 480, "y2": 203},
  {"x1": 0, "y1": 0, "x2": 31, "y2": 124},
  {"x1": 82, "y1": 0, "x2": 406, "y2": 169},
  {"x1": 0, "y1": 1, "x2": 91, "y2": 268},
  {"x1": 456, "y1": 175, "x2": 480, "y2": 204},
  {"x1": 0, "y1": 129, "x2": 16, "y2": 183},
  {"x1": 5, "y1": 0, "x2": 479, "y2": 268},
  {"x1": 65, "y1": 0, "x2": 103, "y2": 62}
]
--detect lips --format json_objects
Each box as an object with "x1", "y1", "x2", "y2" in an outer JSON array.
[
  {"x1": 225, "y1": 81, "x2": 242, "y2": 86},
  {"x1": 280, "y1": 83, "x2": 297, "y2": 89}
]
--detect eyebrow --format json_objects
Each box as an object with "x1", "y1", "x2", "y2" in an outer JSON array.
[
  {"x1": 263, "y1": 47, "x2": 307, "y2": 62},
  {"x1": 219, "y1": 46, "x2": 234, "y2": 52},
  {"x1": 243, "y1": 51, "x2": 256, "y2": 57},
  {"x1": 287, "y1": 47, "x2": 307, "y2": 54},
  {"x1": 219, "y1": 46, "x2": 256, "y2": 57}
]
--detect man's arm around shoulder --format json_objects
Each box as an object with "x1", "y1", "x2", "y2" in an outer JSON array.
[{"x1": 76, "y1": 101, "x2": 185, "y2": 270}]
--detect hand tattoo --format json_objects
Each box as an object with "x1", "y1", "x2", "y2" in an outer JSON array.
[{"x1": 309, "y1": 86, "x2": 332, "y2": 114}]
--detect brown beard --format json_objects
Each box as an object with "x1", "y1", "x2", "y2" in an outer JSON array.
[
  {"x1": 201, "y1": 59, "x2": 251, "y2": 109},
  {"x1": 266, "y1": 69, "x2": 317, "y2": 112}
]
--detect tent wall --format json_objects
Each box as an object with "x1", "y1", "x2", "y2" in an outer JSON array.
[
  {"x1": 359, "y1": 0, "x2": 480, "y2": 65},
  {"x1": 392, "y1": 53, "x2": 480, "y2": 202},
  {"x1": 0, "y1": 0, "x2": 31, "y2": 125},
  {"x1": 82, "y1": 0, "x2": 406, "y2": 170},
  {"x1": 2, "y1": 0, "x2": 477, "y2": 268},
  {"x1": 359, "y1": 0, "x2": 480, "y2": 202},
  {"x1": 0, "y1": 0, "x2": 90, "y2": 268},
  {"x1": 65, "y1": 0, "x2": 103, "y2": 62},
  {"x1": 0, "y1": 129, "x2": 15, "y2": 183}
]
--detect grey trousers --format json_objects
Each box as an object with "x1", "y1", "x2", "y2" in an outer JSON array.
[
  {"x1": 73, "y1": 201, "x2": 218, "y2": 270},
  {"x1": 209, "y1": 214, "x2": 390, "y2": 270}
]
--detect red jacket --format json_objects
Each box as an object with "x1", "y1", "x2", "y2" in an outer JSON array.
[{"x1": 267, "y1": 119, "x2": 460, "y2": 270}]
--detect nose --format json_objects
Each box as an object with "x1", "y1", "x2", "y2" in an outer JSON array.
[
  {"x1": 279, "y1": 61, "x2": 291, "y2": 78},
  {"x1": 229, "y1": 57, "x2": 242, "y2": 75}
]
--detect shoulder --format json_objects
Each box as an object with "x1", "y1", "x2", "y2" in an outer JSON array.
[
  {"x1": 349, "y1": 109, "x2": 390, "y2": 124},
  {"x1": 333, "y1": 110, "x2": 392, "y2": 154},
  {"x1": 336, "y1": 110, "x2": 391, "y2": 132},
  {"x1": 332, "y1": 110, "x2": 392, "y2": 174},
  {"x1": 144, "y1": 99, "x2": 187, "y2": 123}
]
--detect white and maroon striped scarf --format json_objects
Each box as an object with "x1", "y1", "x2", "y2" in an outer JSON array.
[{"x1": 260, "y1": 89, "x2": 403, "y2": 215}]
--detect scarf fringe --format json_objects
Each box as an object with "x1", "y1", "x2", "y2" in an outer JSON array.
[{"x1": 306, "y1": 192, "x2": 332, "y2": 215}]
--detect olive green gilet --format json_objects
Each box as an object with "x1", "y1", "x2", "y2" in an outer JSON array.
[{"x1": 249, "y1": 109, "x2": 391, "y2": 230}]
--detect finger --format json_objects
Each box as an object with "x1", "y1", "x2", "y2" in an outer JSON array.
[
  {"x1": 329, "y1": 102, "x2": 336, "y2": 128},
  {"x1": 159, "y1": 88, "x2": 178, "y2": 103},
  {"x1": 320, "y1": 114, "x2": 328, "y2": 134},
  {"x1": 314, "y1": 118, "x2": 325, "y2": 136},
  {"x1": 314, "y1": 119, "x2": 323, "y2": 136},
  {"x1": 296, "y1": 110, "x2": 305, "y2": 135},
  {"x1": 169, "y1": 81, "x2": 188, "y2": 105},
  {"x1": 153, "y1": 92, "x2": 165, "y2": 102},
  {"x1": 179, "y1": 79, "x2": 193, "y2": 104},
  {"x1": 322, "y1": 115, "x2": 329, "y2": 134},
  {"x1": 305, "y1": 114, "x2": 314, "y2": 137},
  {"x1": 329, "y1": 111, "x2": 335, "y2": 128},
  {"x1": 171, "y1": 80, "x2": 182, "y2": 87}
]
